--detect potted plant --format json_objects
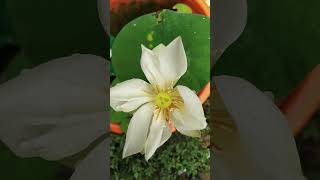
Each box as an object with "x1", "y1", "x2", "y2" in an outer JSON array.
[{"x1": 109, "y1": 0, "x2": 210, "y2": 135}]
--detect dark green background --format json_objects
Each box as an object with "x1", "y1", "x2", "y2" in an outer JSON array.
[
  {"x1": 214, "y1": 0, "x2": 320, "y2": 179},
  {"x1": 0, "y1": 0, "x2": 108, "y2": 179}
]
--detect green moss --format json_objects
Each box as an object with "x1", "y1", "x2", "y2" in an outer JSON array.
[{"x1": 110, "y1": 133, "x2": 210, "y2": 179}]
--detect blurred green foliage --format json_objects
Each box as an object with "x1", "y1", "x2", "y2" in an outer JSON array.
[
  {"x1": 0, "y1": 142, "x2": 70, "y2": 180},
  {"x1": 0, "y1": 0, "x2": 12, "y2": 48},
  {"x1": 214, "y1": 0, "x2": 320, "y2": 179}
]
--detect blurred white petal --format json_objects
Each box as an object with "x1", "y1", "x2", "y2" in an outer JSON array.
[
  {"x1": 0, "y1": 54, "x2": 107, "y2": 160},
  {"x1": 97, "y1": 0, "x2": 109, "y2": 34},
  {"x1": 70, "y1": 138, "x2": 107, "y2": 180},
  {"x1": 213, "y1": 0, "x2": 247, "y2": 64},
  {"x1": 213, "y1": 75, "x2": 305, "y2": 180}
]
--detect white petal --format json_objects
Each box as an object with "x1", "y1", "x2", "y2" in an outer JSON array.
[
  {"x1": 157, "y1": 36, "x2": 187, "y2": 82},
  {"x1": 140, "y1": 37, "x2": 187, "y2": 89},
  {"x1": 158, "y1": 122, "x2": 172, "y2": 147},
  {"x1": 5, "y1": 112, "x2": 106, "y2": 160},
  {"x1": 176, "y1": 128, "x2": 201, "y2": 138},
  {"x1": 110, "y1": 79, "x2": 153, "y2": 112},
  {"x1": 213, "y1": 0, "x2": 247, "y2": 65},
  {"x1": 122, "y1": 103, "x2": 155, "y2": 158},
  {"x1": 70, "y1": 138, "x2": 107, "y2": 180},
  {"x1": 152, "y1": 43, "x2": 166, "y2": 56},
  {"x1": 97, "y1": 0, "x2": 109, "y2": 34},
  {"x1": 0, "y1": 54, "x2": 107, "y2": 114},
  {"x1": 213, "y1": 75, "x2": 306, "y2": 180},
  {"x1": 140, "y1": 45, "x2": 167, "y2": 88},
  {"x1": 205, "y1": 0, "x2": 210, "y2": 6},
  {"x1": 264, "y1": 91, "x2": 275, "y2": 102},
  {"x1": 144, "y1": 111, "x2": 165, "y2": 161},
  {"x1": 172, "y1": 85, "x2": 207, "y2": 131},
  {"x1": 0, "y1": 54, "x2": 107, "y2": 160}
]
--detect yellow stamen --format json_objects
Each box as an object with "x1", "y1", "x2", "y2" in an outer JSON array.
[
  {"x1": 155, "y1": 92, "x2": 172, "y2": 109},
  {"x1": 153, "y1": 87, "x2": 184, "y2": 123}
]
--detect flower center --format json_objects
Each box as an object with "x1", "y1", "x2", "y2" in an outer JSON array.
[{"x1": 155, "y1": 92, "x2": 172, "y2": 109}]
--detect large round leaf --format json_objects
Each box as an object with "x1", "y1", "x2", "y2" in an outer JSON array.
[{"x1": 112, "y1": 10, "x2": 209, "y2": 92}]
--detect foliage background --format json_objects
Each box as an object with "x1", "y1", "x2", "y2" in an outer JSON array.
[{"x1": 214, "y1": 0, "x2": 320, "y2": 179}]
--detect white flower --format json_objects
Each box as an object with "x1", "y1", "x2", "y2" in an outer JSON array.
[
  {"x1": 0, "y1": 54, "x2": 108, "y2": 180},
  {"x1": 110, "y1": 36, "x2": 207, "y2": 160}
]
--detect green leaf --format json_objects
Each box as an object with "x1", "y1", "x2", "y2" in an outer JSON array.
[
  {"x1": 111, "y1": 77, "x2": 120, "y2": 86},
  {"x1": 172, "y1": 3, "x2": 193, "y2": 14},
  {"x1": 110, "y1": 109, "x2": 128, "y2": 124},
  {"x1": 110, "y1": 62, "x2": 116, "y2": 77},
  {"x1": 110, "y1": 108, "x2": 130, "y2": 132},
  {"x1": 120, "y1": 120, "x2": 129, "y2": 132},
  {"x1": 110, "y1": 35, "x2": 115, "y2": 47},
  {"x1": 112, "y1": 10, "x2": 210, "y2": 92},
  {"x1": 177, "y1": 71, "x2": 200, "y2": 92}
]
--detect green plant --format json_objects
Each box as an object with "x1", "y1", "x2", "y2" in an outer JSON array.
[{"x1": 110, "y1": 133, "x2": 210, "y2": 180}]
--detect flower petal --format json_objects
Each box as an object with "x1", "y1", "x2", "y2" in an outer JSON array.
[
  {"x1": 213, "y1": 0, "x2": 247, "y2": 65},
  {"x1": 172, "y1": 85, "x2": 207, "y2": 131},
  {"x1": 158, "y1": 122, "x2": 172, "y2": 147},
  {"x1": 152, "y1": 43, "x2": 166, "y2": 56},
  {"x1": 213, "y1": 75, "x2": 306, "y2": 180},
  {"x1": 140, "y1": 36, "x2": 187, "y2": 89},
  {"x1": 70, "y1": 139, "x2": 107, "y2": 180},
  {"x1": 144, "y1": 110, "x2": 165, "y2": 161},
  {"x1": 97, "y1": 0, "x2": 109, "y2": 34},
  {"x1": 157, "y1": 36, "x2": 187, "y2": 83},
  {"x1": 176, "y1": 128, "x2": 201, "y2": 138},
  {"x1": 3, "y1": 112, "x2": 106, "y2": 160},
  {"x1": 122, "y1": 103, "x2": 155, "y2": 158},
  {"x1": 140, "y1": 45, "x2": 167, "y2": 88},
  {"x1": 110, "y1": 79, "x2": 153, "y2": 112},
  {"x1": 0, "y1": 54, "x2": 107, "y2": 160}
]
